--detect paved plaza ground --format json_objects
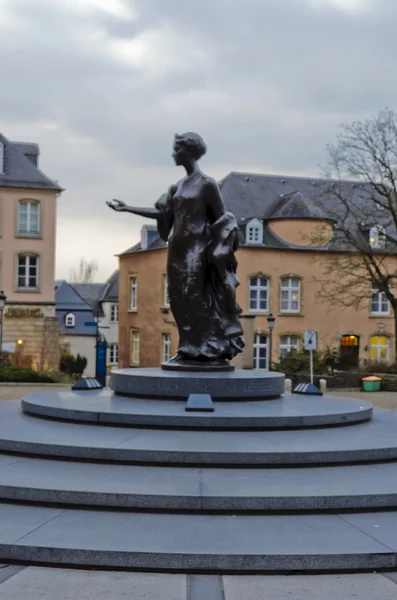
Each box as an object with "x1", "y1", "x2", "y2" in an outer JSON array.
[{"x1": 1, "y1": 568, "x2": 397, "y2": 599}]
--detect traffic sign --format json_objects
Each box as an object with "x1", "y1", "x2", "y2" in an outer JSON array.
[
  {"x1": 84, "y1": 321, "x2": 97, "y2": 327},
  {"x1": 304, "y1": 330, "x2": 318, "y2": 351}
]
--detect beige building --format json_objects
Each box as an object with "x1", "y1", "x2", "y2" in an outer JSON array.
[
  {"x1": 0, "y1": 133, "x2": 63, "y2": 370},
  {"x1": 118, "y1": 174, "x2": 396, "y2": 370}
]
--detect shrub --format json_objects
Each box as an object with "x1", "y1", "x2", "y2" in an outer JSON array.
[
  {"x1": 60, "y1": 352, "x2": 87, "y2": 378},
  {"x1": 363, "y1": 360, "x2": 397, "y2": 374},
  {"x1": 273, "y1": 349, "x2": 326, "y2": 376},
  {"x1": 0, "y1": 365, "x2": 55, "y2": 383}
]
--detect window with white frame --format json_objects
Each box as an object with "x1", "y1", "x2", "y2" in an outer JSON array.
[
  {"x1": 370, "y1": 335, "x2": 390, "y2": 362},
  {"x1": 17, "y1": 254, "x2": 39, "y2": 289},
  {"x1": 109, "y1": 343, "x2": 118, "y2": 365},
  {"x1": 162, "y1": 274, "x2": 170, "y2": 307},
  {"x1": 130, "y1": 276, "x2": 138, "y2": 310},
  {"x1": 369, "y1": 225, "x2": 386, "y2": 249},
  {"x1": 279, "y1": 335, "x2": 300, "y2": 357},
  {"x1": 18, "y1": 200, "x2": 40, "y2": 236},
  {"x1": 110, "y1": 304, "x2": 119, "y2": 322},
  {"x1": 162, "y1": 332, "x2": 171, "y2": 362},
  {"x1": 280, "y1": 277, "x2": 301, "y2": 313},
  {"x1": 371, "y1": 289, "x2": 390, "y2": 315},
  {"x1": 249, "y1": 276, "x2": 269, "y2": 312},
  {"x1": 246, "y1": 218, "x2": 263, "y2": 245},
  {"x1": 65, "y1": 313, "x2": 75, "y2": 328},
  {"x1": 253, "y1": 333, "x2": 268, "y2": 369},
  {"x1": 131, "y1": 330, "x2": 140, "y2": 365}
]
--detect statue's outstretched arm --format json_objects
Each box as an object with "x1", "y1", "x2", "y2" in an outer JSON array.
[{"x1": 107, "y1": 199, "x2": 161, "y2": 219}]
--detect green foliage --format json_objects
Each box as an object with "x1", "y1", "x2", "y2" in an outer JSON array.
[
  {"x1": 364, "y1": 361, "x2": 397, "y2": 374},
  {"x1": 0, "y1": 365, "x2": 55, "y2": 383},
  {"x1": 60, "y1": 353, "x2": 87, "y2": 378},
  {"x1": 273, "y1": 349, "x2": 327, "y2": 376}
]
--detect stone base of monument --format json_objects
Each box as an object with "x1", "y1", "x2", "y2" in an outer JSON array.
[{"x1": 1, "y1": 371, "x2": 397, "y2": 573}]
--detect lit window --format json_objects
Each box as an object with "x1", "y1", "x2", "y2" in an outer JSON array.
[
  {"x1": 109, "y1": 343, "x2": 118, "y2": 365},
  {"x1": 131, "y1": 330, "x2": 140, "y2": 365},
  {"x1": 246, "y1": 218, "x2": 263, "y2": 245},
  {"x1": 130, "y1": 276, "x2": 138, "y2": 310},
  {"x1": 253, "y1": 333, "x2": 268, "y2": 369},
  {"x1": 370, "y1": 335, "x2": 389, "y2": 362},
  {"x1": 110, "y1": 304, "x2": 119, "y2": 322},
  {"x1": 279, "y1": 335, "x2": 300, "y2": 357},
  {"x1": 18, "y1": 201, "x2": 40, "y2": 236},
  {"x1": 369, "y1": 225, "x2": 386, "y2": 249},
  {"x1": 371, "y1": 289, "x2": 389, "y2": 316},
  {"x1": 65, "y1": 313, "x2": 75, "y2": 328},
  {"x1": 280, "y1": 277, "x2": 301, "y2": 313},
  {"x1": 162, "y1": 274, "x2": 170, "y2": 307},
  {"x1": 17, "y1": 254, "x2": 39, "y2": 289},
  {"x1": 249, "y1": 276, "x2": 269, "y2": 312},
  {"x1": 162, "y1": 332, "x2": 171, "y2": 362}
]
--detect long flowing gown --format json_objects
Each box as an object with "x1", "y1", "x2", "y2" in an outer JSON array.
[{"x1": 156, "y1": 171, "x2": 245, "y2": 361}]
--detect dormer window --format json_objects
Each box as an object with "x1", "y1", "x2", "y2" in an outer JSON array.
[
  {"x1": 65, "y1": 313, "x2": 75, "y2": 328},
  {"x1": 246, "y1": 218, "x2": 263, "y2": 245},
  {"x1": 369, "y1": 225, "x2": 386, "y2": 249}
]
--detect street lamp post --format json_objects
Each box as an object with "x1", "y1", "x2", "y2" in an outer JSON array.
[
  {"x1": 267, "y1": 313, "x2": 275, "y2": 371},
  {"x1": 0, "y1": 291, "x2": 7, "y2": 353}
]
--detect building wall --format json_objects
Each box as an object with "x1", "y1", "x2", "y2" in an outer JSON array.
[
  {"x1": 268, "y1": 219, "x2": 333, "y2": 247},
  {"x1": 119, "y1": 246, "x2": 397, "y2": 368},
  {"x1": 0, "y1": 187, "x2": 59, "y2": 369},
  {"x1": 100, "y1": 301, "x2": 119, "y2": 368},
  {"x1": 0, "y1": 187, "x2": 57, "y2": 303},
  {"x1": 62, "y1": 335, "x2": 96, "y2": 376},
  {"x1": 119, "y1": 249, "x2": 176, "y2": 368}
]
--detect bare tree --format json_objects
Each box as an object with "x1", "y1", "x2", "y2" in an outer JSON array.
[
  {"x1": 312, "y1": 108, "x2": 397, "y2": 357},
  {"x1": 69, "y1": 258, "x2": 98, "y2": 283}
]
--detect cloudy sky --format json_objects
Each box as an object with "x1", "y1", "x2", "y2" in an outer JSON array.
[{"x1": 0, "y1": 0, "x2": 395, "y2": 280}]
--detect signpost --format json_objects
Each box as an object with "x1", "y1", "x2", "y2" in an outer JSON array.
[{"x1": 304, "y1": 330, "x2": 318, "y2": 384}]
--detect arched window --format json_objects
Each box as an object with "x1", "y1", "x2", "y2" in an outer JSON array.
[
  {"x1": 369, "y1": 225, "x2": 386, "y2": 249},
  {"x1": 249, "y1": 276, "x2": 269, "y2": 312},
  {"x1": 280, "y1": 277, "x2": 301, "y2": 313},
  {"x1": 65, "y1": 313, "x2": 75, "y2": 328},
  {"x1": 370, "y1": 335, "x2": 390, "y2": 362},
  {"x1": 18, "y1": 200, "x2": 40, "y2": 236},
  {"x1": 17, "y1": 253, "x2": 39, "y2": 289},
  {"x1": 246, "y1": 218, "x2": 263, "y2": 245}
]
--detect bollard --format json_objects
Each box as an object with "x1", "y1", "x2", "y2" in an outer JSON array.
[
  {"x1": 285, "y1": 378, "x2": 292, "y2": 393},
  {"x1": 319, "y1": 378, "x2": 327, "y2": 393}
]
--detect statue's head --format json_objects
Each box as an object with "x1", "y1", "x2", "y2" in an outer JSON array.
[{"x1": 172, "y1": 132, "x2": 207, "y2": 166}]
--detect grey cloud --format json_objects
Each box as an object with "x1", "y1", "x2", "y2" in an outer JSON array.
[{"x1": 0, "y1": 0, "x2": 396, "y2": 277}]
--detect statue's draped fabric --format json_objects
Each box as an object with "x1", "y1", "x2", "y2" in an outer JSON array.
[{"x1": 157, "y1": 172, "x2": 245, "y2": 361}]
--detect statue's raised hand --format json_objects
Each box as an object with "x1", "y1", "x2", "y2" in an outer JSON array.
[{"x1": 107, "y1": 199, "x2": 127, "y2": 212}]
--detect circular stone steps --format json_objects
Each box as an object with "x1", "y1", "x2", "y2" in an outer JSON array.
[
  {"x1": 0, "y1": 403, "x2": 396, "y2": 465},
  {"x1": 21, "y1": 390, "x2": 373, "y2": 429},
  {"x1": 0, "y1": 502, "x2": 396, "y2": 572},
  {"x1": 0, "y1": 454, "x2": 397, "y2": 511}
]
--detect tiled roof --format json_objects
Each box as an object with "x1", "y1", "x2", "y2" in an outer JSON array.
[
  {"x1": 0, "y1": 133, "x2": 62, "y2": 191},
  {"x1": 55, "y1": 281, "x2": 97, "y2": 336},
  {"x1": 119, "y1": 172, "x2": 386, "y2": 255},
  {"x1": 71, "y1": 283, "x2": 106, "y2": 317},
  {"x1": 100, "y1": 271, "x2": 119, "y2": 303}
]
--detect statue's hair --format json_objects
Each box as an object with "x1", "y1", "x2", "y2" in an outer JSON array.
[{"x1": 174, "y1": 132, "x2": 207, "y2": 160}]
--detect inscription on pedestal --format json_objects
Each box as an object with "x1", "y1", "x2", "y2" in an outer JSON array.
[{"x1": 111, "y1": 369, "x2": 285, "y2": 400}]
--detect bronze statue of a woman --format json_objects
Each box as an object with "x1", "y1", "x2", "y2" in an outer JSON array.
[{"x1": 108, "y1": 132, "x2": 245, "y2": 370}]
